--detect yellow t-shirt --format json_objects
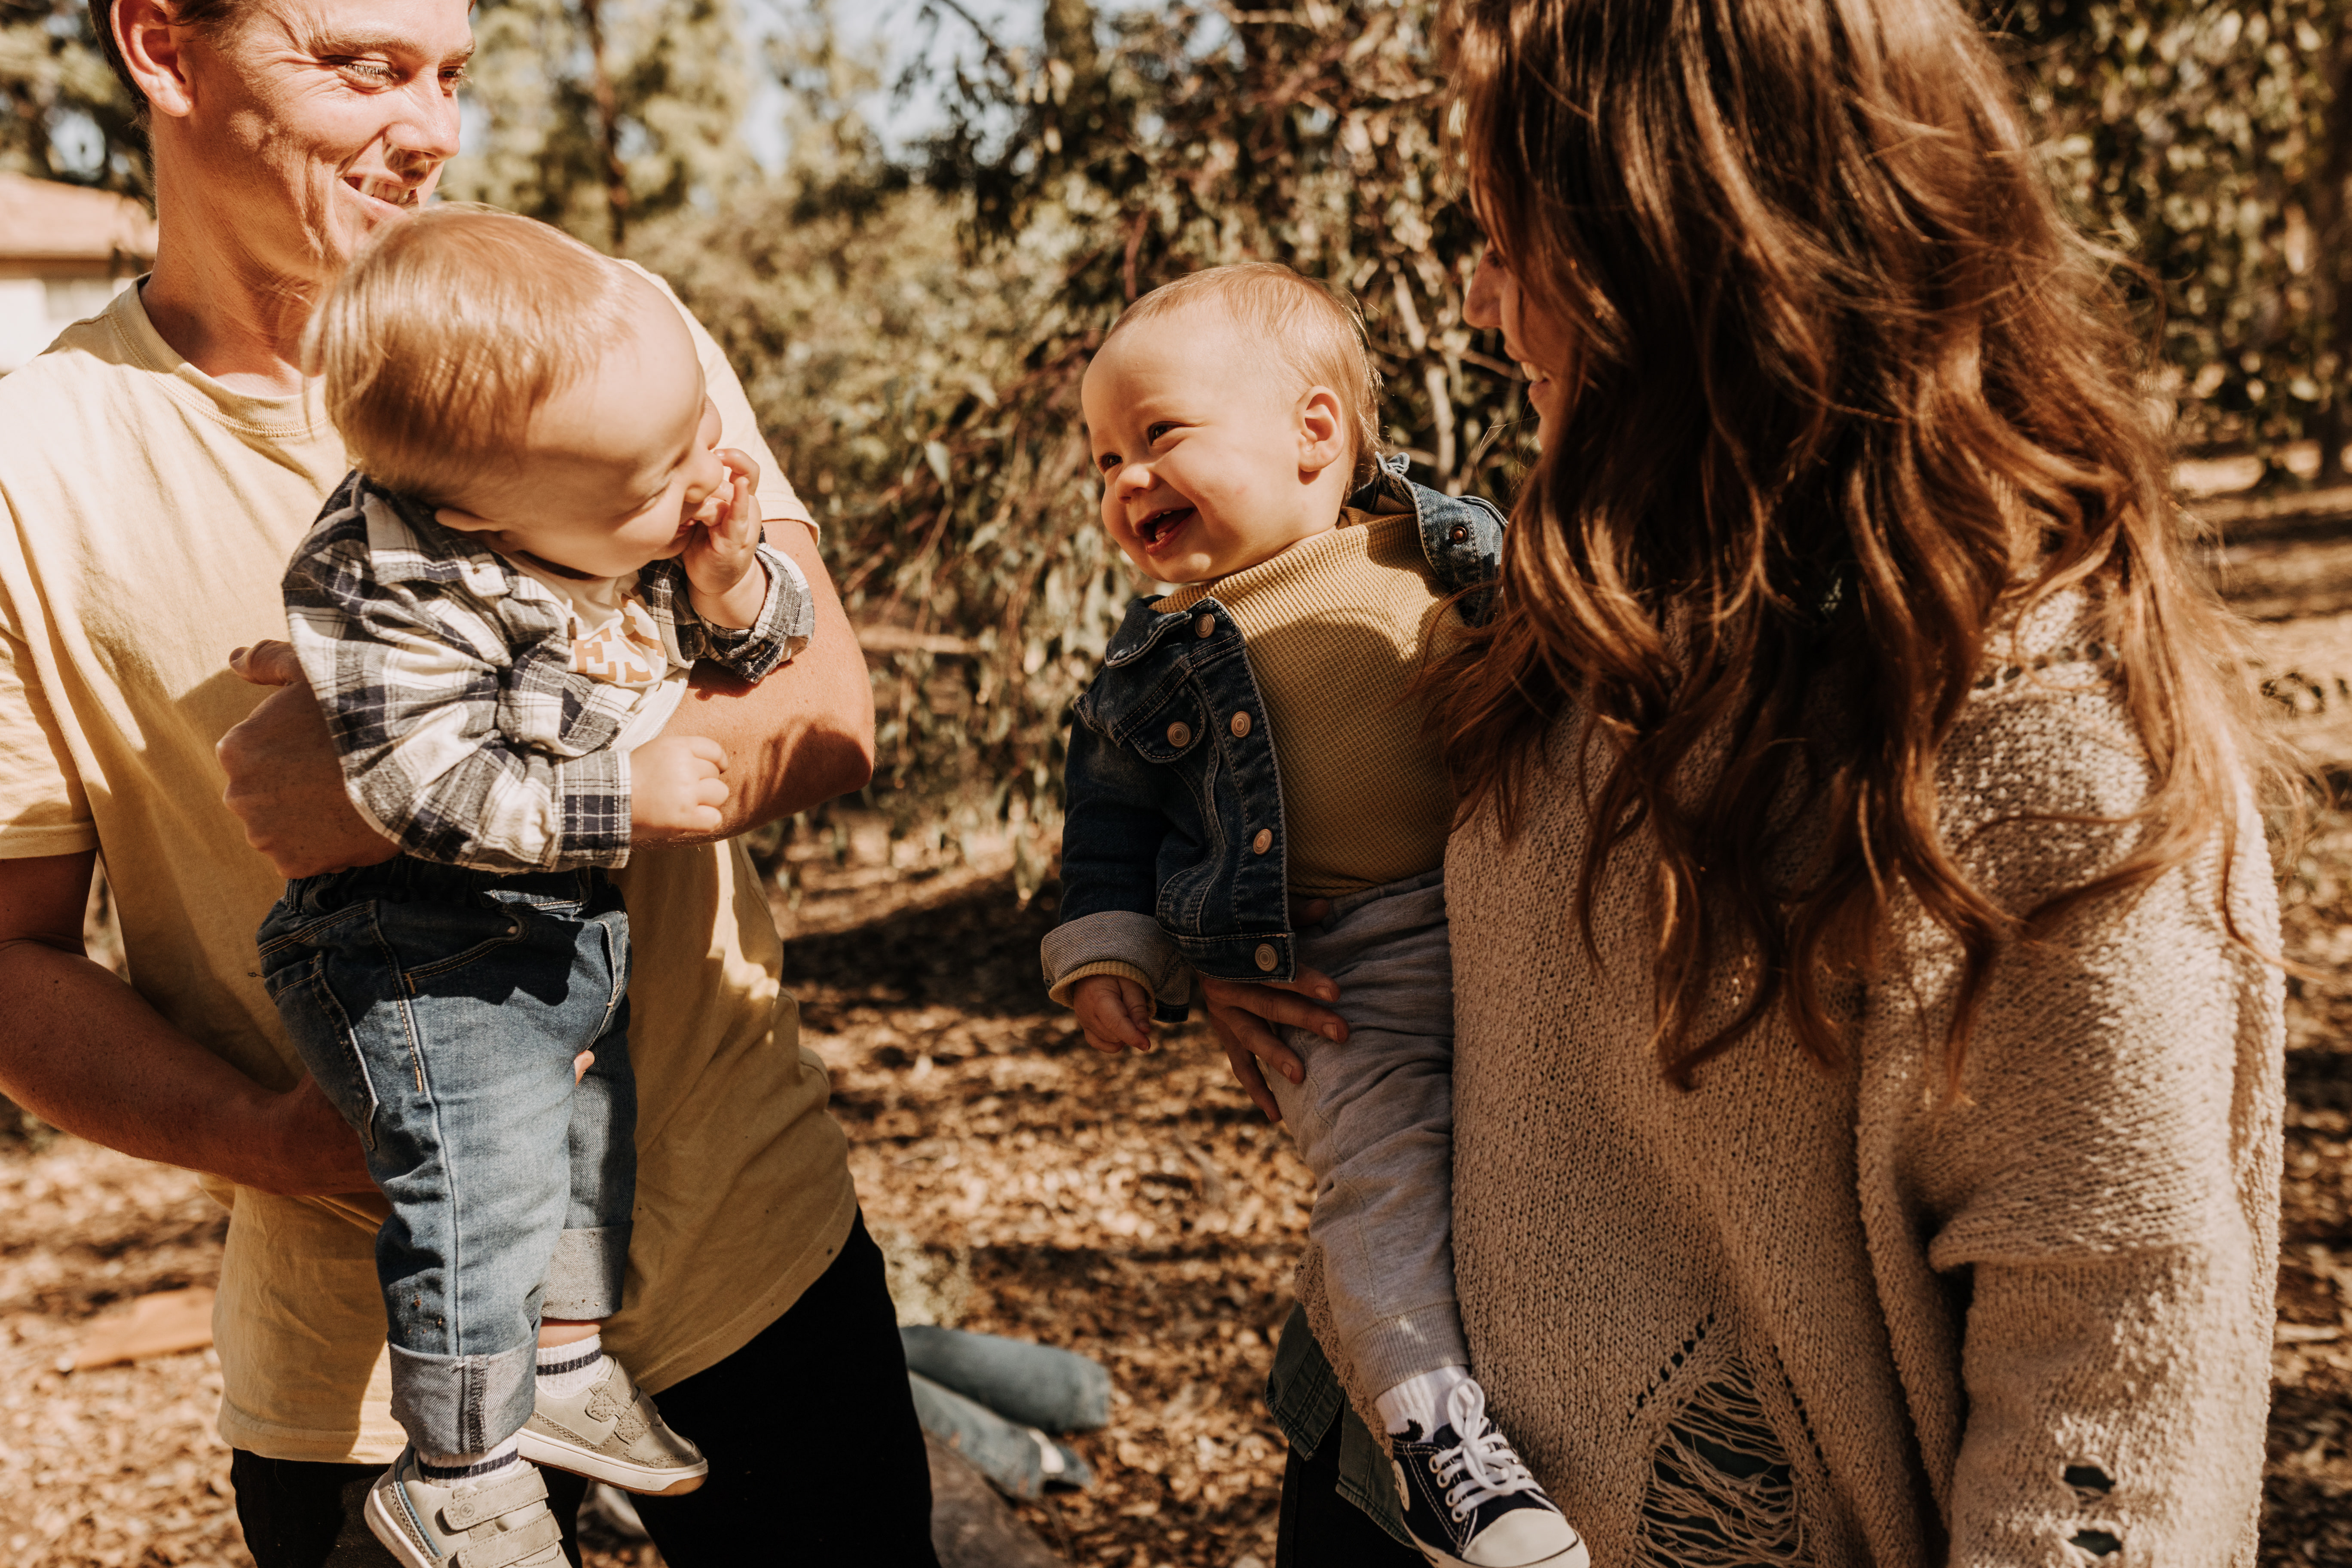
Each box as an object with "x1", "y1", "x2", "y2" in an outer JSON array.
[{"x1": 0, "y1": 277, "x2": 858, "y2": 1464}]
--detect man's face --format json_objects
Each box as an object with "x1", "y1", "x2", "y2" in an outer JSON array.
[{"x1": 172, "y1": 0, "x2": 472, "y2": 286}]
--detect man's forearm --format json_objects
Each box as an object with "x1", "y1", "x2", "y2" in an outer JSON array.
[
  {"x1": 0, "y1": 938, "x2": 276, "y2": 1170},
  {"x1": 0, "y1": 854, "x2": 371, "y2": 1197}
]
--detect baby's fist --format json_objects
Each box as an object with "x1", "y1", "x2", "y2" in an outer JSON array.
[
  {"x1": 631, "y1": 735, "x2": 728, "y2": 835},
  {"x1": 1071, "y1": 974, "x2": 1154, "y2": 1056}
]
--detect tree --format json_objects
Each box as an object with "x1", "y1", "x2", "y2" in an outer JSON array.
[
  {"x1": 438, "y1": 0, "x2": 755, "y2": 251},
  {"x1": 0, "y1": 0, "x2": 144, "y2": 194},
  {"x1": 788, "y1": 0, "x2": 1528, "y2": 839},
  {"x1": 1997, "y1": 0, "x2": 2350, "y2": 466}
]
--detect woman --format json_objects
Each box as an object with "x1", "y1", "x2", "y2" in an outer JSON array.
[{"x1": 1218, "y1": 0, "x2": 2290, "y2": 1560}]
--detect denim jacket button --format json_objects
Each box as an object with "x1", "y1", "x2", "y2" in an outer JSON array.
[
  {"x1": 1167, "y1": 720, "x2": 1193, "y2": 748},
  {"x1": 1229, "y1": 710, "x2": 1252, "y2": 738},
  {"x1": 1449, "y1": 524, "x2": 1470, "y2": 543},
  {"x1": 1252, "y1": 828, "x2": 1273, "y2": 854},
  {"x1": 1194, "y1": 613, "x2": 1215, "y2": 638},
  {"x1": 1255, "y1": 943, "x2": 1278, "y2": 972}
]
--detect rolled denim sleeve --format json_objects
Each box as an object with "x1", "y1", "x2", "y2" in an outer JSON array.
[{"x1": 1047, "y1": 709, "x2": 1192, "y2": 1021}]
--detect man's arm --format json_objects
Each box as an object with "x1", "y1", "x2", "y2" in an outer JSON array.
[
  {"x1": 649, "y1": 517, "x2": 874, "y2": 839},
  {"x1": 0, "y1": 850, "x2": 374, "y2": 1194},
  {"x1": 220, "y1": 518, "x2": 876, "y2": 877}
]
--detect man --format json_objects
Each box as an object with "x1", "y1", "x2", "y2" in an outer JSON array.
[{"x1": 0, "y1": 3, "x2": 937, "y2": 1562}]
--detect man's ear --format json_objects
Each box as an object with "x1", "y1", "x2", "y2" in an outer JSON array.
[
  {"x1": 114, "y1": 0, "x2": 198, "y2": 121},
  {"x1": 1295, "y1": 386, "x2": 1349, "y2": 478}
]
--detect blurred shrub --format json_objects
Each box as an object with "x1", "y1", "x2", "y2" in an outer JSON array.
[
  {"x1": 437, "y1": 0, "x2": 756, "y2": 248},
  {"x1": 1999, "y1": 0, "x2": 2351, "y2": 465},
  {"x1": 643, "y1": 0, "x2": 1537, "y2": 844}
]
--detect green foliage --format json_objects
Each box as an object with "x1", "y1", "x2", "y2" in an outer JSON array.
[
  {"x1": 0, "y1": 0, "x2": 144, "y2": 193},
  {"x1": 727, "y1": 0, "x2": 1531, "y2": 837},
  {"x1": 1998, "y1": 0, "x2": 2350, "y2": 458},
  {"x1": 438, "y1": 0, "x2": 754, "y2": 249}
]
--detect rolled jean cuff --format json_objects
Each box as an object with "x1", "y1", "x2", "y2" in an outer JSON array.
[
  {"x1": 1348, "y1": 1299, "x2": 1472, "y2": 1399},
  {"x1": 541, "y1": 1224, "x2": 629, "y2": 1320},
  {"x1": 387, "y1": 1339, "x2": 539, "y2": 1456}
]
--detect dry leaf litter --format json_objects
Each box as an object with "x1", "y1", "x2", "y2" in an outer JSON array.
[{"x1": 0, "y1": 792, "x2": 2346, "y2": 1567}]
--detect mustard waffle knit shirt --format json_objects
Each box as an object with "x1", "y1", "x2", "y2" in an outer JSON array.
[{"x1": 1155, "y1": 508, "x2": 1459, "y2": 898}]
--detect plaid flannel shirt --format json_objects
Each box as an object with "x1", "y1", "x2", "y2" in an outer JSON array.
[{"x1": 284, "y1": 472, "x2": 815, "y2": 873}]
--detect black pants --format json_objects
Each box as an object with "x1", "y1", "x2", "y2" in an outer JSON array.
[
  {"x1": 1274, "y1": 1427, "x2": 1421, "y2": 1568},
  {"x1": 231, "y1": 1212, "x2": 941, "y2": 1568}
]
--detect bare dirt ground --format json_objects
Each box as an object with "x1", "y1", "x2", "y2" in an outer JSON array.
[{"x1": 6, "y1": 495, "x2": 2352, "y2": 1567}]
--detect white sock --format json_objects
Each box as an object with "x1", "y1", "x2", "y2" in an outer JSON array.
[
  {"x1": 1376, "y1": 1364, "x2": 1474, "y2": 1438},
  {"x1": 416, "y1": 1435, "x2": 521, "y2": 1488},
  {"x1": 536, "y1": 1332, "x2": 607, "y2": 1398}
]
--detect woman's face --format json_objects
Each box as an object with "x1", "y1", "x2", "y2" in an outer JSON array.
[{"x1": 1464, "y1": 242, "x2": 1577, "y2": 442}]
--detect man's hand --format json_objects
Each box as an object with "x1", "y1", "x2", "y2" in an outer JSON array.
[
  {"x1": 219, "y1": 641, "x2": 399, "y2": 879},
  {"x1": 631, "y1": 734, "x2": 729, "y2": 835},
  {"x1": 1198, "y1": 971, "x2": 1347, "y2": 1123},
  {"x1": 242, "y1": 1073, "x2": 376, "y2": 1197},
  {"x1": 680, "y1": 449, "x2": 768, "y2": 630},
  {"x1": 1071, "y1": 974, "x2": 1155, "y2": 1055}
]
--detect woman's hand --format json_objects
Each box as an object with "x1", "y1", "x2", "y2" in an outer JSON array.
[{"x1": 1198, "y1": 970, "x2": 1347, "y2": 1123}]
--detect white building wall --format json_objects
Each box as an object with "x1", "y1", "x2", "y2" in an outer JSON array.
[{"x1": 0, "y1": 275, "x2": 134, "y2": 374}]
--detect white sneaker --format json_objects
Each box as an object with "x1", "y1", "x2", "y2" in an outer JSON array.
[
  {"x1": 364, "y1": 1447, "x2": 567, "y2": 1568},
  {"x1": 516, "y1": 1352, "x2": 709, "y2": 1496},
  {"x1": 1387, "y1": 1378, "x2": 1588, "y2": 1568}
]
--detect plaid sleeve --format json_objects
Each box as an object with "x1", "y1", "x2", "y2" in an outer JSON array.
[
  {"x1": 634, "y1": 542, "x2": 814, "y2": 682},
  {"x1": 285, "y1": 485, "x2": 638, "y2": 873}
]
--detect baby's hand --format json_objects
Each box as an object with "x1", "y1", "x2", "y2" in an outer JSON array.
[
  {"x1": 680, "y1": 449, "x2": 768, "y2": 629},
  {"x1": 1072, "y1": 974, "x2": 1155, "y2": 1056},
  {"x1": 631, "y1": 735, "x2": 728, "y2": 836}
]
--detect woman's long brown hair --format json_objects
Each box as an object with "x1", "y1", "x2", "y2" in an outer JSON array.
[{"x1": 1433, "y1": 0, "x2": 2287, "y2": 1088}]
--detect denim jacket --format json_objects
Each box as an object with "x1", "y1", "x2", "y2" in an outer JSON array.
[{"x1": 1042, "y1": 459, "x2": 1506, "y2": 1021}]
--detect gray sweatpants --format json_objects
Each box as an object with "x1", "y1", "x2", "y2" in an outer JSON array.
[{"x1": 1265, "y1": 867, "x2": 1467, "y2": 1399}]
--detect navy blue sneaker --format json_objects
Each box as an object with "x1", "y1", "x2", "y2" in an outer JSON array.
[{"x1": 1387, "y1": 1379, "x2": 1588, "y2": 1568}]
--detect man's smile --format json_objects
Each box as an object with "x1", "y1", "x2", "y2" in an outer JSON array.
[{"x1": 343, "y1": 174, "x2": 422, "y2": 211}]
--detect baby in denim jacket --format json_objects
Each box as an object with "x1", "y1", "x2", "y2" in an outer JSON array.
[
  {"x1": 1043, "y1": 263, "x2": 1585, "y2": 1568},
  {"x1": 255, "y1": 207, "x2": 810, "y2": 1564}
]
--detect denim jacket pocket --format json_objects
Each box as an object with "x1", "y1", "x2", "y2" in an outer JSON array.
[{"x1": 1112, "y1": 683, "x2": 1210, "y2": 766}]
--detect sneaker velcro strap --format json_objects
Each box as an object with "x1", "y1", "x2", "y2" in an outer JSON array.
[
  {"x1": 449, "y1": 1510, "x2": 562, "y2": 1568},
  {"x1": 441, "y1": 1468, "x2": 548, "y2": 1530}
]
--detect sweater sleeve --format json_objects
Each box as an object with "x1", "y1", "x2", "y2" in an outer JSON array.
[{"x1": 1884, "y1": 680, "x2": 2283, "y2": 1567}]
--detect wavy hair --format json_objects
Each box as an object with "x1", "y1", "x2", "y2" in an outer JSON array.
[{"x1": 1431, "y1": 0, "x2": 2285, "y2": 1088}]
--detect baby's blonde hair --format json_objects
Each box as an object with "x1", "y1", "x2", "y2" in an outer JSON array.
[
  {"x1": 1105, "y1": 263, "x2": 1384, "y2": 488},
  {"x1": 306, "y1": 204, "x2": 638, "y2": 503}
]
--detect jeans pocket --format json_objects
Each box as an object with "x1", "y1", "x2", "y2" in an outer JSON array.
[
  {"x1": 391, "y1": 900, "x2": 532, "y2": 989},
  {"x1": 269, "y1": 954, "x2": 383, "y2": 1152}
]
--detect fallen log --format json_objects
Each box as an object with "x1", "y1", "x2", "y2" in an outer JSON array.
[{"x1": 929, "y1": 1431, "x2": 1066, "y2": 1568}]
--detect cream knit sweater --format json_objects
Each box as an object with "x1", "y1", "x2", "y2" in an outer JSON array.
[{"x1": 1299, "y1": 592, "x2": 2285, "y2": 1564}]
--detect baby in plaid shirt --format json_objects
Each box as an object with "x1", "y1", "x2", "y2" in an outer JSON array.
[{"x1": 253, "y1": 206, "x2": 810, "y2": 1553}]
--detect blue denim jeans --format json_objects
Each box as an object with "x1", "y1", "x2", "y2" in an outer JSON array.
[{"x1": 257, "y1": 860, "x2": 636, "y2": 1458}]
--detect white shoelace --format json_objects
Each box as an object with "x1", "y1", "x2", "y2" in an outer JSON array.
[{"x1": 1430, "y1": 1379, "x2": 1542, "y2": 1516}]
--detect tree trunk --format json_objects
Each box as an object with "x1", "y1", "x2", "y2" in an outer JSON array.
[
  {"x1": 2315, "y1": 24, "x2": 2352, "y2": 487},
  {"x1": 1042, "y1": 0, "x2": 1099, "y2": 80},
  {"x1": 580, "y1": 0, "x2": 630, "y2": 253}
]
